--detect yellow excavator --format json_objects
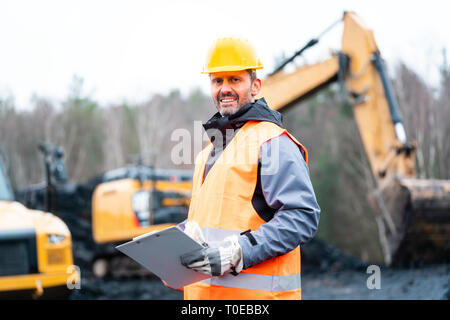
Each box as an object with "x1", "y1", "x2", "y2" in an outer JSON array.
[
  {"x1": 258, "y1": 11, "x2": 450, "y2": 266},
  {"x1": 90, "y1": 166, "x2": 192, "y2": 277},
  {"x1": 16, "y1": 144, "x2": 192, "y2": 278},
  {"x1": 0, "y1": 153, "x2": 79, "y2": 299}
]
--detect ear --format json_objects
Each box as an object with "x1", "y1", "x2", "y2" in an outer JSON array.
[{"x1": 251, "y1": 78, "x2": 262, "y2": 97}]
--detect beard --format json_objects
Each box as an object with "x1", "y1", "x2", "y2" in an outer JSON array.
[{"x1": 214, "y1": 91, "x2": 253, "y2": 117}]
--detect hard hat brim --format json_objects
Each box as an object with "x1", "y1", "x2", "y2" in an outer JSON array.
[{"x1": 201, "y1": 65, "x2": 264, "y2": 74}]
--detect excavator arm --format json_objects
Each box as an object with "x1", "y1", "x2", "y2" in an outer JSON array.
[
  {"x1": 258, "y1": 11, "x2": 450, "y2": 266},
  {"x1": 260, "y1": 56, "x2": 339, "y2": 112},
  {"x1": 260, "y1": 12, "x2": 415, "y2": 183}
]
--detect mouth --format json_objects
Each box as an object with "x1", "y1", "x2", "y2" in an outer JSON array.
[
  {"x1": 220, "y1": 98, "x2": 237, "y2": 103},
  {"x1": 218, "y1": 96, "x2": 238, "y2": 105}
]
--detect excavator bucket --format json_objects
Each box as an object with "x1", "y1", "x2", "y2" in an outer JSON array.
[
  {"x1": 372, "y1": 178, "x2": 450, "y2": 266},
  {"x1": 396, "y1": 179, "x2": 450, "y2": 264}
]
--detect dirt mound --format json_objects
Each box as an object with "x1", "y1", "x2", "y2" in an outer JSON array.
[
  {"x1": 301, "y1": 238, "x2": 369, "y2": 273},
  {"x1": 70, "y1": 277, "x2": 183, "y2": 300}
]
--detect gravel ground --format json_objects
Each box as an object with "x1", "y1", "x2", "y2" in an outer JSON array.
[
  {"x1": 69, "y1": 263, "x2": 449, "y2": 300},
  {"x1": 70, "y1": 275, "x2": 184, "y2": 300},
  {"x1": 302, "y1": 263, "x2": 449, "y2": 300}
]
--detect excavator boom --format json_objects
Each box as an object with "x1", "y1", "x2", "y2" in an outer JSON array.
[
  {"x1": 260, "y1": 56, "x2": 339, "y2": 112},
  {"x1": 258, "y1": 11, "x2": 450, "y2": 265}
]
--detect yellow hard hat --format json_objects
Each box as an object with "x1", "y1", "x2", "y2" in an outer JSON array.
[{"x1": 202, "y1": 37, "x2": 263, "y2": 74}]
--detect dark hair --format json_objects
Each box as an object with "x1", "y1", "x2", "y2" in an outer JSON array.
[{"x1": 247, "y1": 69, "x2": 257, "y2": 83}]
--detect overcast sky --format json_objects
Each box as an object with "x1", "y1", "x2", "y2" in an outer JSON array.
[{"x1": 1, "y1": 0, "x2": 449, "y2": 110}]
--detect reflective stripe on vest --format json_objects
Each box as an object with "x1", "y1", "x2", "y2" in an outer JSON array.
[
  {"x1": 202, "y1": 272, "x2": 301, "y2": 292},
  {"x1": 185, "y1": 120, "x2": 307, "y2": 300},
  {"x1": 199, "y1": 227, "x2": 301, "y2": 292}
]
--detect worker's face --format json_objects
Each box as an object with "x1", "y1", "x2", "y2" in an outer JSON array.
[{"x1": 210, "y1": 70, "x2": 261, "y2": 116}]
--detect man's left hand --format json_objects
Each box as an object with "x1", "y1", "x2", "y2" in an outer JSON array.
[{"x1": 180, "y1": 235, "x2": 243, "y2": 276}]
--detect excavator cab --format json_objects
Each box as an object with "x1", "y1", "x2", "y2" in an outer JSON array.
[
  {"x1": 258, "y1": 11, "x2": 450, "y2": 266},
  {"x1": 0, "y1": 152, "x2": 79, "y2": 299}
]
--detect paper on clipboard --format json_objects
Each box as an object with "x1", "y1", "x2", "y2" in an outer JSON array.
[{"x1": 115, "y1": 226, "x2": 210, "y2": 288}]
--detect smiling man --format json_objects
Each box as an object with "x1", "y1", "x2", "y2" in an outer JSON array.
[{"x1": 171, "y1": 37, "x2": 320, "y2": 300}]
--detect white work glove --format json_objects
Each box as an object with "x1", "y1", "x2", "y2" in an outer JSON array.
[
  {"x1": 180, "y1": 235, "x2": 243, "y2": 277},
  {"x1": 183, "y1": 221, "x2": 207, "y2": 246}
]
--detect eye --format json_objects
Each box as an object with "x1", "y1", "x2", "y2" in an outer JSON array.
[
  {"x1": 212, "y1": 78, "x2": 223, "y2": 85},
  {"x1": 231, "y1": 77, "x2": 240, "y2": 83}
]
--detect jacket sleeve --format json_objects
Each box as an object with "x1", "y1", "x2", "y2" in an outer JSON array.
[{"x1": 238, "y1": 134, "x2": 321, "y2": 269}]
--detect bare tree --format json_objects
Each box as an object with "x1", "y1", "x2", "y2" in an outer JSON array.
[{"x1": 102, "y1": 105, "x2": 125, "y2": 171}]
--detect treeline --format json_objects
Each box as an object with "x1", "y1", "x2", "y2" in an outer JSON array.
[
  {"x1": 0, "y1": 76, "x2": 213, "y2": 187},
  {"x1": 1, "y1": 62, "x2": 449, "y2": 262}
]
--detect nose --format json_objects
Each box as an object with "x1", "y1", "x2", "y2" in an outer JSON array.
[{"x1": 220, "y1": 80, "x2": 232, "y2": 95}]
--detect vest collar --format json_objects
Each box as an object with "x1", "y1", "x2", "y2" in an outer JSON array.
[{"x1": 202, "y1": 98, "x2": 284, "y2": 144}]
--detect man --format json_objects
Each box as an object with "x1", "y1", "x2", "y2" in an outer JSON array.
[{"x1": 168, "y1": 37, "x2": 320, "y2": 300}]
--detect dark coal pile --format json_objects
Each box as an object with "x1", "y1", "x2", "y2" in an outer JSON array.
[
  {"x1": 70, "y1": 276, "x2": 183, "y2": 300},
  {"x1": 300, "y1": 239, "x2": 449, "y2": 300},
  {"x1": 301, "y1": 238, "x2": 369, "y2": 274},
  {"x1": 302, "y1": 263, "x2": 449, "y2": 300},
  {"x1": 69, "y1": 264, "x2": 449, "y2": 300},
  {"x1": 68, "y1": 237, "x2": 449, "y2": 300}
]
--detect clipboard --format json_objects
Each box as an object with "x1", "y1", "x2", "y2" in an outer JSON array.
[{"x1": 115, "y1": 226, "x2": 210, "y2": 288}]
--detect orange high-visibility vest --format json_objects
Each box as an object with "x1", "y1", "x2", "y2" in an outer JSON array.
[{"x1": 184, "y1": 120, "x2": 308, "y2": 300}]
